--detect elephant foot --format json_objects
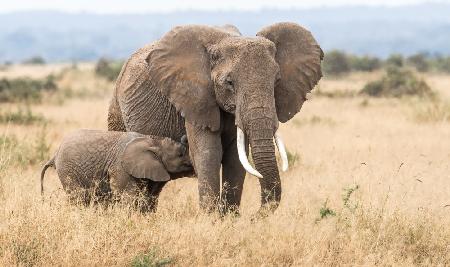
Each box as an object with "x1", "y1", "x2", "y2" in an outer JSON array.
[{"x1": 249, "y1": 202, "x2": 279, "y2": 222}]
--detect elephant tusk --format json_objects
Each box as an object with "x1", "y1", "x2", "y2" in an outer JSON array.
[
  {"x1": 237, "y1": 127, "x2": 263, "y2": 178},
  {"x1": 274, "y1": 131, "x2": 289, "y2": 172}
]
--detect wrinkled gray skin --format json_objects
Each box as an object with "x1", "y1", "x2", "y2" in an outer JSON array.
[
  {"x1": 41, "y1": 129, "x2": 191, "y2": 212},
  {"x1": 108, "y1": 22, "x2": 323, "y2": 214}
]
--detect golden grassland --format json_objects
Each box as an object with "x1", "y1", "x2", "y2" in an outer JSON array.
[{"x1": 1, "y1": 64, "x2": 450, "y2": 266}]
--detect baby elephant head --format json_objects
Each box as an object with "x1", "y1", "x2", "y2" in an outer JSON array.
[
  {"x1": 158, "y1": 135, "x2": 191, "y2": 173},
  {"x1": 121, "y1": 135, "x2": 192, "y2": 182}
]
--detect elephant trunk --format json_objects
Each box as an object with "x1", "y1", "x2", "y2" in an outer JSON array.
[
  {"x1": 248, "y1": 118, "x2": 281, "y2": 208},
  {"x1": 236, "y1": 112, "x2": 288, "y2": 209}
]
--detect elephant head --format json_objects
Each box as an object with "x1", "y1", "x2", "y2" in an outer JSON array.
[
  {"x1": 145, "y1": 23, "x2": 323, "y2": 207},
  {"x1": 122, "y1": 135, "x2": 191, "y2": 181}
]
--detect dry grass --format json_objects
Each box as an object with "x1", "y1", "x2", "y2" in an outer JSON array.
[{"x1": 0, "y1": 65, "x2": 449, "y2": 266}]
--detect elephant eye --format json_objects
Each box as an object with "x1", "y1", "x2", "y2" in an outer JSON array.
[{"x1": 225, "y1": 76, "x2": 234, "y2": 90}]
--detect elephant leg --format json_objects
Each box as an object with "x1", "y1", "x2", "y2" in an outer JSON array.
[
  {"x1": 107, "y1": 97, "x2": 126, "y2": 131},
  {"x1": 58, "y1": 172, "x2": 91, "y2": 206},
  {"x1": 110, "y1": 171, "x2": 148, "y2": 211},
  {"x1": 185, "y1": 121, "x2": 223, "y2": 212},
  {"x1": 67, "y1": 189, "x2": 91, "y2": 207},
  {"x1": 118, "y1": 180, "x2": 152, "y2": 212},
  {"x1": 143, "y1": 181, "x2": 167, "y2": 212},
  {"x1": 220, "y1": 113, "x2": 247, "y2": 214},
  {"x1": 221, "y1": 140, "x2": 246, "y2": 214}
]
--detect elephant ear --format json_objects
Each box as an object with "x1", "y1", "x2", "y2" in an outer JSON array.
[
  {"x1": 257, "y1": 22, "x2": 324, "y2": 122},
  {"x1": 121, "y1": 137, "x2": 170, "y2": 182},
  {"x1": 146, "y1": 25, "x2": 231, "y2": 131}
]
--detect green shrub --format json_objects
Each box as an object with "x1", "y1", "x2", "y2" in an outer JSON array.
[
  {"x1": 342, "y1": 185, "x2": 360, "y2": 212},
  {"x1": 316, "y1": 200, "x2": 336, "y2": 222},
  {"x1": 385, "y1": 54, "x2": 404, "y2": 68},
  {"x1": 95, "y1": 58, "x2": 123, "y2": 81},
  {"x1": 360, "y1": 66, "x2": 432, "y2": 97},
  {"x1": 131, "y1": 249, "x2": 172, "y2": 267},
  {"x1": 407, "y1": 53, "x2": 430, "y2": 72},
  {"x1": 322, "y1": 50, "x2": 351, "y2": 76},
  {"x1": 0, "y1": 106, "x2": 47, "y2": 125},
  {"x1": 0, "y1": 76, "x2": 57, "y2": 103},
  {"x1": 432, "y1": 56, "x2": 450, "y2": 73},
  {"x1": 350, "y1": 55, "x2": 381, "y2": 72},
  {"x1": 22, "y1": 56, "x2": 46, "y2": 65}
]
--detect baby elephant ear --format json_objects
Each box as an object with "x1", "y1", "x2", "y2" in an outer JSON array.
[{"x1": 121, "y1": 137, "x2": 170, "y2": 182}]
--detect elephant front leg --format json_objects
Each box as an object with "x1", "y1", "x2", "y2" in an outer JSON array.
[
  {"x1": 110, "y1": 170, "x2": 153, "y2": 212},
  {"x1": 144, "y1": 181, "x2": 167, "y2": 212},
  {"x1": 221, "y1": 139, "x2": 246, "y2": 215},
  {"x1": 185, "y1": 122, "x2": 223, "y2": 212},
  {"x1": 220, "y1": 113, "x2": 247, "y2": 215}
]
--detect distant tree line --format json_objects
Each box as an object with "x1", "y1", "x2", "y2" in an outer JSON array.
[
  {"x1": 22, "y1": 56, "x2": 46, "y2": 65},
  {"x1": 94, "y1": 58, "x2": 124, "y2": 82},
  {"x1": 323, "y1": 50, "x2": 450, "y2": 76},
  {"x1": 4, "y1": 52, "x2": 450, "y2": 81},
  {"x1": 0, "y1": 76, "x2": 57, "y2": 103}
]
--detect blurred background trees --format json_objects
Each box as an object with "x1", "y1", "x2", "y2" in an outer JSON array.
[{"x1": 322, "y1": 50, "x2": 450, "y2": 76}]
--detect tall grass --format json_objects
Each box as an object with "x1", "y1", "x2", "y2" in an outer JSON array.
[
  {"x1": 0, "y1": 63, "x2": 449, "y2": 266},
  {"x1": 411, "y1": 99, "x2": 450, "y2": 123},
  {"x1": 0, "y1": 105, "x2": 47, "y2": 125},
  {"x1": 0, "y1": 125, "x2": 49, "y2": 168}
]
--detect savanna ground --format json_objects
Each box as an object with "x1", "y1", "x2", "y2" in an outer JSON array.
[{"x1": 0, "y1": 63, "x2": 449, "y2": 266}]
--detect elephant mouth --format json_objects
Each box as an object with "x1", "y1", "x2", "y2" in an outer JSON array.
[{"x1": 236, "y1": 127, "x2": 289, "y2": 178}]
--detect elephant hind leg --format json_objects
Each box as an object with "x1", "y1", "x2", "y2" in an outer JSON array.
[
  {"x1": 66, "y1": 188, "x2": 92, "y2": 207},
  {"x1": 107, "y1": 97, "x2": 126, "y2": 131}
]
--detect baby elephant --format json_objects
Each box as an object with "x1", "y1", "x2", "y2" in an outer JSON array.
[{"x1": 41, "y1": 129, "x2": 192, "y2": 211}]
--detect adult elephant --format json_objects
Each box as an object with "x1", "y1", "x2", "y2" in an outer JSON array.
[{"x1": 108, "y1": 22, "x2": 323, "y2": 213}]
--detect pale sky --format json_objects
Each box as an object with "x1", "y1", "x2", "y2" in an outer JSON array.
[{"x1": 0, "y1": 0, "x2": 447, "y2": 14}]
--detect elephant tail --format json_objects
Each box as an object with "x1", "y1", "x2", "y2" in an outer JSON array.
[{"x1": 41, "y1": 156, "x2": 55, "y2": 196}]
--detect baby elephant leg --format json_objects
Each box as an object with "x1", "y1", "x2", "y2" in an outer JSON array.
[
  {"x1": 59, "y1": 174, "x2": 91, "y2": 206},
  {"x1": 142, "y1": 181, "x2": 167, "y2": 213},
  {"x1": 110, "y1": 172, "x2": 153, "y2": 212},
  {"x1": 67, "y1": 189, "x2": 91, "y2": 206}
]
